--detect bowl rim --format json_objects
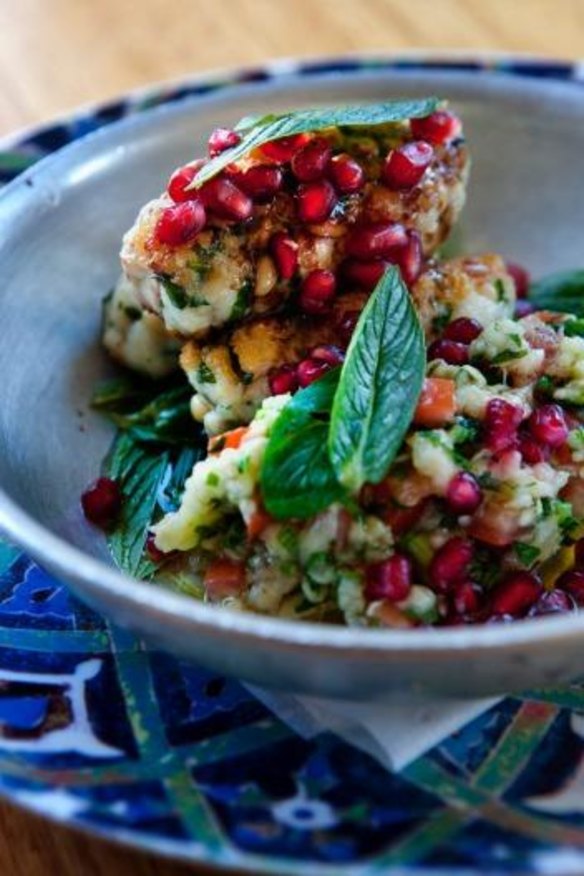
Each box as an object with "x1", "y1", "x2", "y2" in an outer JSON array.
[{"x1": 2, "y1": 48, "x2": 584, "y2": 658}]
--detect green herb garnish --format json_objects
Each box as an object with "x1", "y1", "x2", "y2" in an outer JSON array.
[
  {"x1": 329, "y1": 267, "x2": 425, "y2": 490},
  {"x1": 260, "y1": 267, "x2": 425, "y2": 517},
  {"x1": 528, "y1": 269, "x2": 584, "y2": 315}
]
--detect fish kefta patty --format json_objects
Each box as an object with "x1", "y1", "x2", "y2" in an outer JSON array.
[{"x1": 111, "y1": 105, "x2": 468, "y2": 353}]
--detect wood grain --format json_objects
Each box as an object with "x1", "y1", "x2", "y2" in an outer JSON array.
[{"x1": 0, "y1": 0, "x2": 580, "y2": 872}]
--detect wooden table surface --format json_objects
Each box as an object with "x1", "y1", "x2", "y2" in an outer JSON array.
[{"x1": 0, "y1": 0, "x2": 581, "y2": 873}]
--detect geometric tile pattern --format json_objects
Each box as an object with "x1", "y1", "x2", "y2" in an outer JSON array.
[{"x1": 2, "y1": 55, "x2": 584, "y2": 873}]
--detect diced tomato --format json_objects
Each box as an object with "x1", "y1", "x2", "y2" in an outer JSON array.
[
  {"x1": 203, "y1": 559, "x2": 246, "y2": 599},
  {"x1": 247, "y1": 505, "x2": 273, "y2": 540},
  {"x1": 374, "y1": 601, "x2": 414, "y2": 628},
  {"x1": 413, "y1": 378, "x2": 457, "y2": 427},
  {"x1": 208, "y1": 426, "x2": 250, "y2": 454}
]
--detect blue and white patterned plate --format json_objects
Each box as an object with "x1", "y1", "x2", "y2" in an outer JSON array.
[{"x1": 2, "y1": 55, "x2": 584, "y2": 875}]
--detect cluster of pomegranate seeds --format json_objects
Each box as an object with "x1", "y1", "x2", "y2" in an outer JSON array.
[
  {"x1": 235, "y1": 164, "x2": 283, "y2": 202},
  {"x1": 490, "y1": 571, "x2": 541, "y2": 618},
  {"x1": 365, "y1": 553, "x2": 412, "y2": 602},
  {"x1": 154, "y1": 201, "x2": 207, "y2": 246},
  {"x1": 506, "y1": 261, "x2": 530, "y2": 299},
  {"x1": 207, "y1": 127, "x2": 241, "y2": 157},
  {"x1": 328, "y1": 153, "x2": 365, "y2": 193},
  {"x1": 382, "y1": 140, "x2": 434, "y2": 190},
  {"x1": 297, "y1": 179, "x2": 337, "y2": 223},
  {"x1": 427, "y1": 338, "x2": 469, "y2": 366},
  {"x1": 484, "y1": 398, "x2": 524, "y2": 453},
  {"x1": 200, "y1": 177, "x2": 253, "y2": 222},
  {"x1": 429, "y1": 537, "x2": 473, "y2": 592},
  {"x1": 81, "y1": 477, "x2": 122, "y2": 529},
  {"x1": 291, "y1": 137, "x2": 332, "y2": 182},
  {"x1": 342, "y1": 230, "x2": 422, "y2": 290},
  {"x1": 270, "y1": 232, "x2": 298, "y2": 279},
  {"x1": 268, "y1": 345, "x2": 344, "y2": 396},
  {"x1": 411, "y1": 110, "x2": 461, "y2": 145},
  {"x1": 527, "y1": 404, "x2": 568, "y2": 448},
  {"x1": 446, "y1": 472, "x2": 483, "y2": 514},
  {"x1": 443, "y1": 317, "x2": 483, "y2": 344},
  {"x1": 299, "y1": 269, "x2": 337, "y2": 314}
]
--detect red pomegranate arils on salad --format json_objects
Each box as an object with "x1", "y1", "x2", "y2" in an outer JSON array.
[
  {"x1": 443, "y1": 317, "x2": 483, "y2": 344},
  {"x1": 268, "y1": 365, "x2": 298, "y2": 396},
  {"x1": 429, "y1": 537, "x2": 474, "y2": 593},
  {"x1": 411, "y1": 110, "x2": 461, "y2": 145},
  {"x1": 291, "y1": 137, "x2": 332, "y2": 182},
  {"x1": 270, "y1": 232, "x2": 298, "y2": 279},
  {"x1": 491, "y1": 572, "x2": 541, "y2": 617},
  {"x1": 208, "y1": 127, "x2": 241, "y2": 157},
  {"x1": 298, "y1": 269, "x2": 337, "y2": 314},
  {"x1": 81, "y1": 477, "x2": 122, "y2": 529},
  {"x1": 365, "y1": 554, "x2": 412, "y2": 603},
  {"x1": 154, "y1": 201, "x2": 206, "y2": 246}
]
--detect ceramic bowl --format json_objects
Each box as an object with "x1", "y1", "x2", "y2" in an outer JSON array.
[{"x1": 2, "y1": 58, "x2": 584, "y2": 698}]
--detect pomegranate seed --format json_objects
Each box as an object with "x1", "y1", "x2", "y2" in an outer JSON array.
[
  {"x1": 260, "y1": 133, "x2": 310, "y2": 163},
  {"x1": 382, "y1": 140, "x2": 434, "y2": 189},
  {"x1": 236, "y1": 164, "x2": 283, "y2": 202},
  {"x1": 574, "y1": 539, "x2": 584, "y2": 569},
  {"x1": 336, "y1": 310, "x2": 360, "y2": 346},
  {"x1": 299, "y1": 269, "x2": 337, "y2": 314},
  {"x1": 557, "y1": 570, "x2": 584, "y2": 605},
  {"x1": 452, "y1": 580, "x2": 481, "y2": 615},
  {"x1": 443, "y1": 317, "x2": 483, "y2": 344},
  {"x1": 345, "y1": 222, "x2": 408, "y2": 260},
  {"x1": 528, "y1": 404, "x2": 568, "y2": 448},
  {"x1": 154, "y1": 200, "x2": 206, "y2": 246},
  {"x1": 529, "y1": 589, "x2": 576, "y2": 616},
  {"x1": 365, "y1": 553, "x2": 412, "y2": 602},
  {"x1": 396, "y1": 230, "x2": 423, "y2": 287},
  {"x1": 343, "y1": 258, "x2": 389, "y2": 291},
  {"x1": 310, "y1": 345, "x2": 345, "y2": 366},
  {"x1": 484, "y1": 399, "x2": 523, "y2": 453},
  {"x1": 81, "y1": 477, "x2": 121, "y2": 528},
  {"x1": 200, "y1": 176, "x2": 253, "y2": 221},
  {"x1": 411, "y1": 110, "x2": 461, "y2": 145},
  {"x1": 291, "y1": 137, "x2": 332, "y2": 182},
  {"x1": 269, "y1": 365, "x2": 298, "y2": 396},
  {"x1": 515, "y1": 300, "x2": 536, "y2": 318},
  {"x1": 328, "y1": 153, "x2": 365, "y2": 193},
  {"x1": 427, "y1": 339, "x2": 469, "y2": 365},
  {"x1": 518, "y1": 431, "x2": 548, "y2": 464},
  {"x1": 297, "y1": 179, "x2": 337, "y2": 223},
  {"x1": 297, "y1": 358, "x2": 331, "y2": 388},
  {"x1": 429, "y1": 537, "x2": 473, "y2": 592},
  {"x1": 446, "y1": 472, "x2": 482, "y2": 514},
  {"x1": 146, "y1": 533, "x2": 174, "y2": 564},
  {"x1": 506, "y1": 261, "x2": 530, "y2": 299},
  {"x1": 167, "y1": 160, "x2": 206, "y2": 202},
  {"x1": 491, "y1": 572, "x2": 541, "y2": 617},
  {"x1": 270, "y1": 232, "x2": 298, "y2": 279},
  {"x1": 208, "y1": 127, "x2": 241, "y2": 157}
]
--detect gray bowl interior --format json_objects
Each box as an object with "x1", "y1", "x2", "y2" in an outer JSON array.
[{"x1": 1, "y1": 67, "x2": 584, "y2": 698}]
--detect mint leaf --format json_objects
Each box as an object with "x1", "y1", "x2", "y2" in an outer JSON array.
[
  {"x1": 191, "y1": 97, "x2": 440, "y2": 188},
  {"x1": 103, "y1": 433, "x2": 170, "y2": 579},
  {"x1": 91, "y1": 373, "x2": 197, "y2": 446},
  {"x1": 528, "y1": 270, "x2": 584, "y2": 315},
  {"x1": 329, "y1": 267, "x2": 425, "y2": 491},
  {"x1": 260, "y1": 369, "x2": 345, "y2": 519}
]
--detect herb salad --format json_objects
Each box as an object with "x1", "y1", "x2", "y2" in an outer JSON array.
[{"x1": 83, "y1": 98, "x2": 584, "y2": 628}]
